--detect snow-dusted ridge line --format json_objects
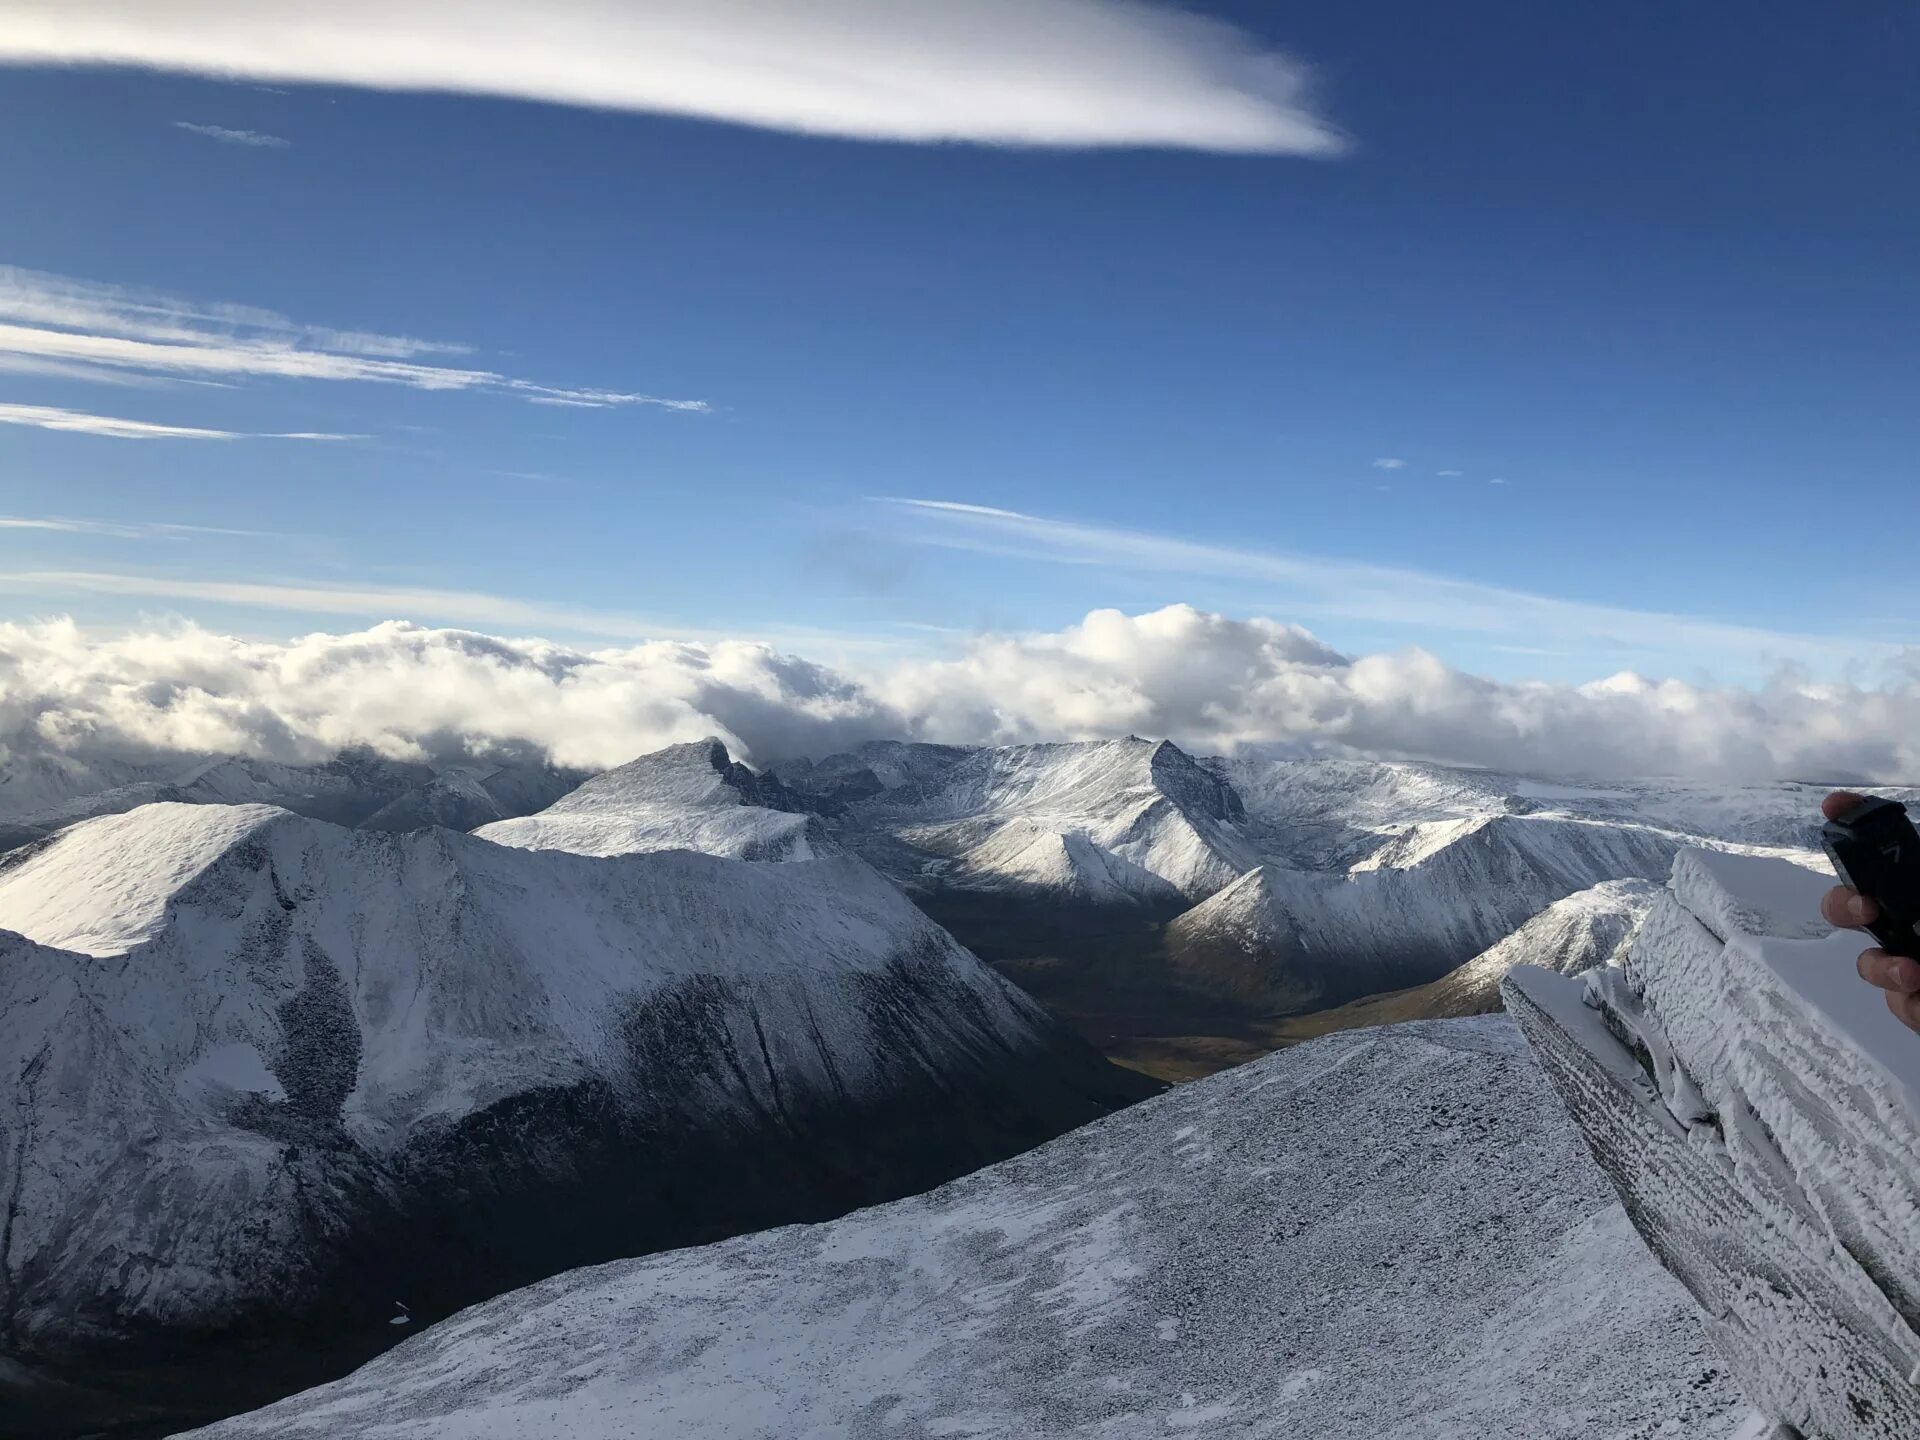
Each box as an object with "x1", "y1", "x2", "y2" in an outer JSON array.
[
  {"x1": 1505, "y1": 845, "x2": 1920, "y2": 1438},
  {"x1": 178, "y1": 1017, "x2": 1748, "y2": 1440}
]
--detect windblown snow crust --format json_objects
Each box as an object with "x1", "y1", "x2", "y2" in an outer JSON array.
[
  {"x1": 1506, "y1": 847, "x2": 1920, "y2": 1438},
  {"x1": 181, "y1": 1018, "x2": 1746, "y2": 1440},
  {"x1": 0, "y1": 802, "x2": 1148, "y2": 1380}
]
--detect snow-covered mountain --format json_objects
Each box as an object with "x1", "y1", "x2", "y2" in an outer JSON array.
[
  {"x1": 180, "y1": 1017, "x2": 1748, "y2": 1440},
  {"x1": 476, "y1": 738, "x2": 823, "y2": 860},
  {"x1": 0, "y1": 802, "x2": 1151, "y2": 1430},
  {"x1": 828, "y1": 737, "x2": 1259, "y2": 905},
  {"x1": 1161, "y1": 815, "x2": 1684, "y2": 1010},
  {"x1": 0, "y1": 749, "x2": 579, "y2": 843}
]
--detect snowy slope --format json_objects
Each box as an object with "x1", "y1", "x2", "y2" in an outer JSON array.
[
  {"x1": 475, "y1": 738, "x2": 820, "y2": 860},
  {"x1": 1213, "y1": 755, "x2": 1910, "y2": 869},
  {"x1": 1163, "y1": 815, "x2": 1683, "y2": 1010},
  {"x1": 182, "y1": 1018, "x2": 1747, "y2": 1440},
  {"x1": 834, "y1": 738, "x2": 1259, "y2": 904},
  {"x1": 1410, "y1": 877, "x2": 1661, "y2": 1018},
  {"x1": 0, "y1": 802, "x2": 1150, "y2": 1421},
  {"x1": 773, "y1": 740, "x2": 974, "y2": 813}
]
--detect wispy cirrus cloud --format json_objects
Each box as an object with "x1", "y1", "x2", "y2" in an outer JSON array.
[
  {"x1": 0, "y1": 402, "x2": 359, "y2": 441},
  {"x1": 0, "y1": 266, "x2": 708, "y2": 411},
  {"x1": 0, "y1": 514, "x2": 261, "y2": 539},
  {"x1": 874, "y1": 496, "x2": 1890, "y2": 674},
  {"x1": 1371, "y1": 457, "x2": 1406, "y2": 470},
  {"x1": 173, "y1": 120, "x2": 289, "y2": 148},
  {"x1": 0, "y1": 1, "x2": 1346, "y2": 156}
]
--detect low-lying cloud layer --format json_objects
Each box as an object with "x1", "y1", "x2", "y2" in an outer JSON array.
[
  {"x1": 0, "y1": 0, "x2": 1344, "y2": 155},
  {"x1": 4, "y1": 606, "x2": 1918, "y2": 797}
]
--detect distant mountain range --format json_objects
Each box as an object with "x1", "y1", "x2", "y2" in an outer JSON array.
[
  {"x1": 0, "y1": 748, "x2": 583, "y2": 841},
  {"x1": 0, "y1": 732, "x2": 1882, "y2": 1434},
  {"x1": 4, "y1": 734, "x2": 1879, "y2": 1051}
]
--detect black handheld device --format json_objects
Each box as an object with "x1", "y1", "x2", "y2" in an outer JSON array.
[{"x1": 1821, "y1": 796, "x2": 1920, "y2": 960}]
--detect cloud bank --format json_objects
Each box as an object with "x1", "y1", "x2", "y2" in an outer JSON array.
[
  {"x1": 4, "y1": 606, "x2": 1918, "y2": 789},
  {"x1": 0, "y1": 0, "x2": 1345, "y2": 155}
]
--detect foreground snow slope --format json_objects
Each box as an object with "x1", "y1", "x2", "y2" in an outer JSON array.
[
  {"x1": 184, "y1": 1017, "x2": 1746, "y2": 1440},
  {"x1": 0, "y1": 803, "x2": 1148, "y2": 1390},
  {"x1": 475, "y1": 738, "x2": 820, "y2": 860}
]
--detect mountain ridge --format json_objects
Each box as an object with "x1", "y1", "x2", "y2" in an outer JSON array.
[{"x1": 0, "y1": 800, "x2": 1153, "y2": 1433}]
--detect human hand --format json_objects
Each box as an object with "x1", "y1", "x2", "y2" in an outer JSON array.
[{"x1": 1820, "y1": 791, "x2": 1920, "y2": 1034}]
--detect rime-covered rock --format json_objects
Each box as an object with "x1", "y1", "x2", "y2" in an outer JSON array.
[{"x1": 1506, "y1": 847, "x2": 1920, "y2": 1439}]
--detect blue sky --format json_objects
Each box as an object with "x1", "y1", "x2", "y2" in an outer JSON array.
[{"x1": 1, "y1": 1, "x2": 1916, "y2": 688}]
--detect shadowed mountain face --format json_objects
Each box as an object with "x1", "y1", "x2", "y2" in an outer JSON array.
[{"x1": 0, "y1": 803, "x2": 1154, "y2": 1438}]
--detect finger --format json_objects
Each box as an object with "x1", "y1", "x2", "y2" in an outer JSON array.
[
  {"x1": 1887, "y1": 988, "x2": 1920, "y2": 1035},
  {"x1": 1822, "y1": 885, "x2": 1879, "y2": 929},
  {"x1": 1856, "y1": 947, "x2": 1920, "y2": 993},
  {"x1": 1823, "y1": 790, "x2": 1870, "y2": 820}
]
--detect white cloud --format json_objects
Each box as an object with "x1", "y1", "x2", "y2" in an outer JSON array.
[
  {"x1": 173, "y1": 121, "x2": 289, "y2": 148},
  {"x1": 0, "y1": 0, "x2": 1346, "y2": 155},
  {"x1": 0, "y1": 515, "x2": 259, "y2": 539},
  {"x1": 1489, "y1": 477, "x2": 1509, "y2": 485},
  {"x1": 1437, "y1": 469, "x2": 1463, "y2": 477},
  {"x1": 1, "y1": 606, "x2": 1917, "y2": 784},
  {"x1": 875, "y1": 497, "x2": 1891, "y2": 674},
  {"x1": 1371, "y1": 457, "x2": 1406, "y2": 470},
  {"x1": 0, "y1": 267, "x2": 707, "y2": 411},
  {"x1": 0, "y1": 402, "x2": 358, "y2": 441}
]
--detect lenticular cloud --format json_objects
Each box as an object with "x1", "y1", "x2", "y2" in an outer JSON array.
[
  {"x1": 0, "y1": 0, "x2": 1345, "y2": 155},
  {"x1": 3, "y1": 607, "x2": 1919, "y2": 785}
]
